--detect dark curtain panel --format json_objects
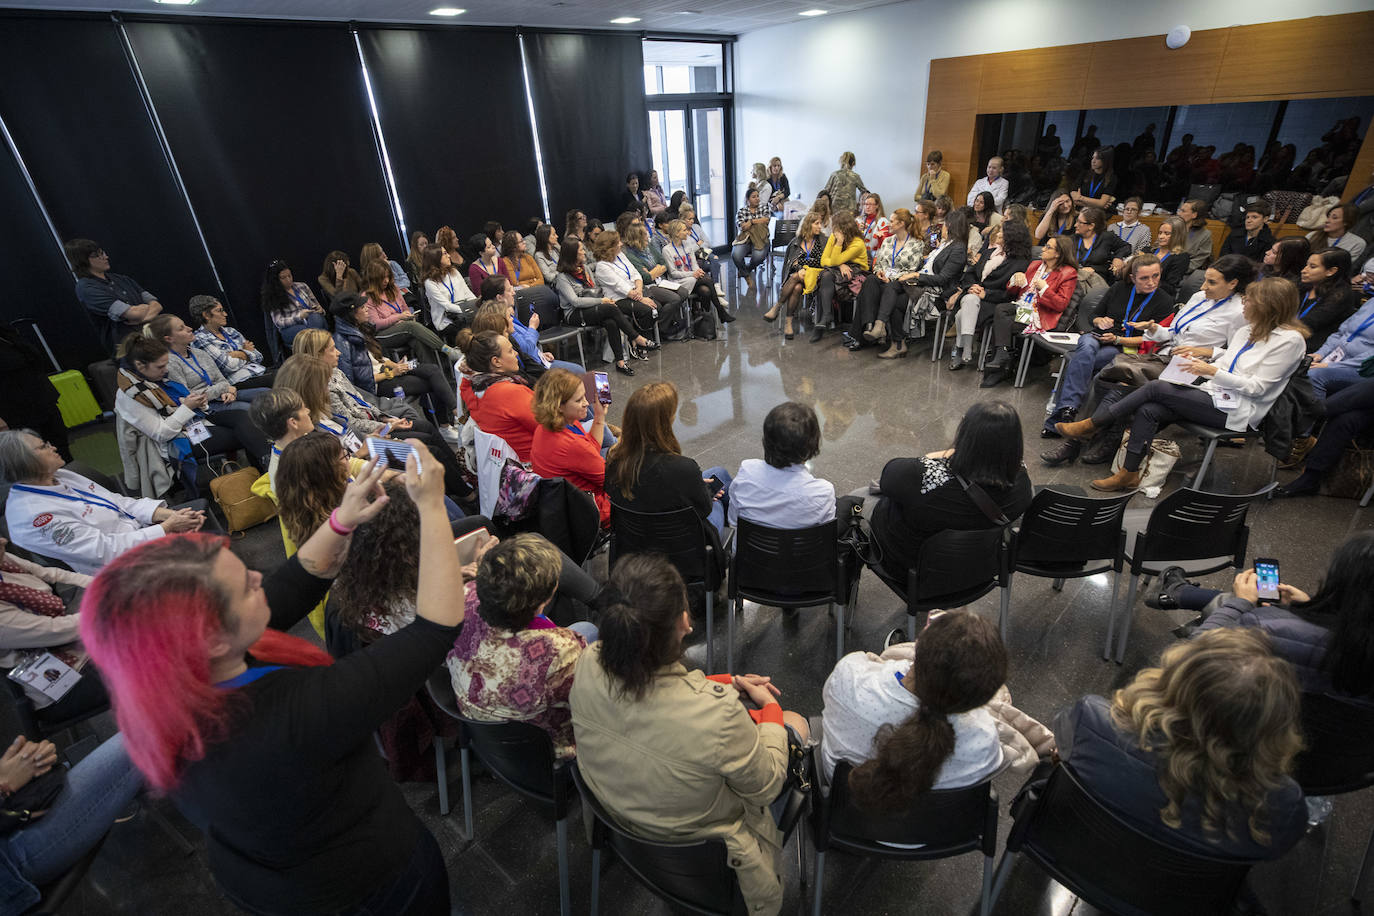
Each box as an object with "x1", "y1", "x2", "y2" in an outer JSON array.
[
  {"x1": 358, "y1": 27, "x2": 543, "y2": 243},
  {"x1": 0, "y1": 16, "x2": 220, "y2": 360},
  {"x1": 0, "y1": 140, "x2": 102, "y2": 367},
  {"x1": 125, "y1": 20, "x2": 397, "y2": 338},
  {"x1": 524, "y1": 32, "x2": 650, "y2": 226}
]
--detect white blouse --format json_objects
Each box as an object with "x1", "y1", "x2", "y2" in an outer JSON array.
[{"x1": 593, "y1": 254, "x2": 640, "y2": 300}]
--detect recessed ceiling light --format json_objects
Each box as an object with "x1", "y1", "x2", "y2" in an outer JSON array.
[
  {"x1": 799, "y1": 8, "x2": 828, "y2": 15},
  {"x1": 610, "y1": 16, "x2": 642, "y2": 24},
  {"x1": 153, "y1": 0, "x2": 198, "y2": 5},
  {"x1": 429, "y1": 7, "x2": 466, "y2": 14}
]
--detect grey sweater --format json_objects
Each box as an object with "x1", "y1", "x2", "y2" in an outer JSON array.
[{"x1": 166, "y1": 345, "x2": 234, "y2": 399}]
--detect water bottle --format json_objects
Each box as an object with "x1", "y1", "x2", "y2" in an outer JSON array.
[{"x1": 393, "y1": 385, "x2": 405, "y2": 401}]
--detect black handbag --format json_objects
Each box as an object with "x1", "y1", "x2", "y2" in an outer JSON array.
[{"x1": 0, "y1": 767, "x2": 68, "y2": 835}]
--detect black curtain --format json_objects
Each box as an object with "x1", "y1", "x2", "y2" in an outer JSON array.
[
  {"x1": 523, "y1": 32, "x2": 650, "y2": 226},
  {"x1": 0, "y1": 16, "x2": 221, "y2": 362},
  {"x1": 125, "y1": 20, "x2": 398, "y2": 337},
  {"x1": 357, "y1": 27, "x2": 543, "y2": 243}
]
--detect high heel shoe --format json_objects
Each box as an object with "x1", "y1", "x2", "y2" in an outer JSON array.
[{"x1": 615, "y1": 362, "x2": 635, "y2": 376}]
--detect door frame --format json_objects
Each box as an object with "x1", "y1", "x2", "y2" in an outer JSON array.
[{"x1": 646, "y1": 95, "x2": 735, "y2": 237}]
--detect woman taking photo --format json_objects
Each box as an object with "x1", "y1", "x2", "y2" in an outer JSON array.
[
  {"x1": 261, "y1": 260, "x2": 327, "y2": 347},
  {"x1": 190, "y1": 296, "x2": 272, "y2": 388},
  {"x1": 866, "y1": 400, "x2": 1032, "y2": 586},
  {"x1": 317, "y1": 251, "x2": 364, "y2": 302},
  {"x1": 82, "y1": 443, "x2": 468, "y2": 915},
  {"x1": 811, "y1": 212, "x2": 869, "y2": 344},
  {"x1": 501, "y1": 232, "x2": 560, "y2": 329},
  {"x1": 1054, "y1": 628, "x2": 1305, "y2": 859},
  {"x1": 421, "y1": 244, "x2": 477, "y2": 342},
  {"x1": 1297, "y1": 248, "x2": 1360, "y2": 350},
  {"x1": 456, "y1": 330, "x2": 537, "y2": 461},
  {"x1": 1055, "y1": 277, "x2": 1308, "y2": 492},
  {"x1": 731, "y1": 186, "x2": 772, "y2": 293},
  {"x1": 849, "y1": 208, "x2": 926, "y2": 352},
  {"x1": 328, "y1": 293, "x2": 458, "y2": 433},
  {"x1": 766, "y1": 211, "x2": 827, "y2": 340},
  {"x1": 570, "y1": 554, "x2": 808, "y2": 916},
  {"x1": 554, "y1": 239, "x2": 659, "y2": 376},
  {"x1": 947, "y1": 220, "x2": 1035, "y2": 376},
  {"x1": 531, "y1": 369, "x2": 611, "y2": 527},
  {"x1": 361, "y1": 260, "x2": 458, "y2": 364},
  {"x1": 605, "y1": 381, "x2": 732, "y2": 540}
]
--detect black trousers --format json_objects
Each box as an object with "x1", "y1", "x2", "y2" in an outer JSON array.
[
  {"x1": 388, "y1": 363, "x2": 458, "y2": 425},
  {"x1": 850, "y1": 276, "x2": 907, "y2": 337},
  {"x1": 1093, "y1": 379, "x2": 1229, "y2": 472},
  {"x1": 1307, "y1": 377, "x2": 1374, "y2": 474},
  {"x1": 573, "y1": 303, "x2": 640, "y2": 362},
  {"x1": 990, "y1": 302, "x2": 1023, "y2": 349}
]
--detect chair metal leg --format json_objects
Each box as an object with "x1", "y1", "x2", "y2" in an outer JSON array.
[
  {"x1": 435, "y1": 738, "x2": 449, "y2": 816},
  {"x1": 980, "y1": 852, "x2": 994, "y2": 916},
  {"x1": 1354, "y1": 826, "x2": 1374, "y2": 905},
  {"x1": 460, "y1": 745, "x2": 474, "y2": 839},
  {"x1": 930, "y1": 312, "x2": 945, "y2": 362},
  {"x1": 1114, "y1": 574, "x2": 1142, "y2": 664},
  {"x1": 1014, "y1": 338, "x2": 1034, "y2": 388},
  {"x1": 907, "y1": 612, "x2": 918, "y2": 642},
  {"x1": 977, "y1": 326, "x2": 992, "y2": 371},
  {"x1": 575, "y1": 333, "x2": 586, "y2": 368},
  {"x1": 556, "y1": 816, "x2": 571, "y2": 916},
  {"x1": 1362, "y1": 476, "x2": 1374, "y2": 508},
  {"x1": 998, "y1": 585, "x2": 1010, "y2": 645},
  {"x1": 796, "y1": 815, "x2": 807, "y2": 890},
  {"x1": 1192, "y1": 439, "x2": 1219, "y2": 489},
  {"x1": 705, "y1": 588, "x2": 715, "y2": 674},
  {"x1": 727, "y1": 596, "x2": 737, "y2": 675},
  {"x1": 1105, "y1": 572, "x2": 1129, "y2": 660},
  {"x1": 590, "y1": 847, "x2": 602, "y2": 915},
  {"x1": 989, "y1": 850, "x2": 1018, "y2": 909},
  {"x1": 811, "y1": 850, "x2": 826, "y2": 916},
  {"x1": 833, "y1": 602, "x2": 844, "y2": 663}
]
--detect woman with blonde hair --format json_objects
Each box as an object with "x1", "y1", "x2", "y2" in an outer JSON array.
[
  {"x1": 1053, "y1": 627, "x2": 1306, "y2": 859},
  {"x1": 1056, "y1": 277, "x2": 1308, "y2": 491},
  {"x1": 766, "y1": 211, "x2": 828, "y2": 339},
  {"x1": 531, "y1": 368, "x2": 610, "y2": 527}
]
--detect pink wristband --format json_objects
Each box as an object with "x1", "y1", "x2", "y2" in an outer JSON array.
[{"x1": 327, "y1": 509, "x2": 355, "y2": 537}]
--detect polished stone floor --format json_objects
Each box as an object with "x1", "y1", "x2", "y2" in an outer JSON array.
[{"x1": 45, "y1": 274, "x2": 1374, "y2": 915}]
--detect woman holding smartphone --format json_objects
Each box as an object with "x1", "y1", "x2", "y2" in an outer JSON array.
[{"x1": 531, "y1": 369, "x2": 611, "y2": 528}]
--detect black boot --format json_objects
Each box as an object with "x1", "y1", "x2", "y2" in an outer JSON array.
[
  {"x1": 1040, "y1": 438, "x2": 1082, "y2": 467},
  {"x1": 987, "y1": 346, "x2": 1012, "y2": 369},
  {"x1": 1080, "y1": 427, "x2": 1121, "y2": 465},
  {"x1": 1041, "y1": 406, "x2": 1076, "y2": 438},
  {"x1": 716, "y1": 302, "x2": 736, "y2": 323}
]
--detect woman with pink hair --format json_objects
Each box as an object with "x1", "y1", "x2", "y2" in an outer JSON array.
[{"x1": 80, "y1": 441, "x2": 465, "y2": 915}]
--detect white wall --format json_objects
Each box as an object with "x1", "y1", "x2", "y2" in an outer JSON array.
[{"x1": 734, "y1": 0, "x2": 1370, "y2": 212}]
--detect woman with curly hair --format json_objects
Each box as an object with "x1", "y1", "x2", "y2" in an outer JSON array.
[{"x1": 1053, "y1": 628, "x2": 1306, "y2": 859}]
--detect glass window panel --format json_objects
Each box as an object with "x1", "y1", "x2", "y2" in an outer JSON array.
[{"x1": 642, "y1": 40, "x2": 723, "y2": 95}]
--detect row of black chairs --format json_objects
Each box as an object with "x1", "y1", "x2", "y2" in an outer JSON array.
[{"x1": 421, "y1": 657, "x2": 1374, "y2": 915}]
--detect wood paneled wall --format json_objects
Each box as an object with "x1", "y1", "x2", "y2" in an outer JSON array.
[{"x1": 924, "y1": 11, "x2": 1374, "y2": 204}]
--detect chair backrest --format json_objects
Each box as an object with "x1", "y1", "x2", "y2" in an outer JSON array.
[
  {"x1": 473, "y1": 428, "x2": 521, "y2": 519},
  {"x1": 1134, "y1": 487, "x2": 1257, "y2": 568},
  {"x1": 459, "y1": 716, "x2": 565, "y2": 812},
  {"x1": 1011, "y1": 764, "x2": 1253, "y2": 916},
  {"x1": 771, "y1": 218, "x2": 799, "y2": 247},
  {"x1": 63, "y1": 460, "x2": 125, "y2": 497},
  {"x1": 729, "y1": 518, "x2": 842, "y2": 606},
  {"x1": 819, "y1": 761, "x2": 997, "y2": 859},
  {"x1": 1293, "y1": 691, "x2": 1374, "y2": 796},
  {"x1": 913, "y1": 527, "x2": 1006, "y2": 605},
  {"x1": 85, "y1": 359, "x2": 119, "y2": 411},
  {"x1": 570, "y1": 762, "x2": 746, "y2": 916},
  {"x1": 609, "y1": 503, "x2": 715, "y2": 588},
  {"x1": 1014, "y1": 488, "x2": 1132, "y2": 571}
]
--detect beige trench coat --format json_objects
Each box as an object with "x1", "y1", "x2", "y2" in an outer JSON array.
[{"x1": 569, "y1": 645, "x2": 790, "y2": 914}]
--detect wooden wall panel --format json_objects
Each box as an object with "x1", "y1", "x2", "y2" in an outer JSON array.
[
  {"x1": 1344, "y1": 135, "x2": 1374, "y2": 205},
  {"x1": 927, "y1": 56, "x2": 982, "y2": 113},
  {"x1": 977, "y1": 45, "x2": 1088, "y2": 113},
  {"x1": 1212, "y1": 13, "x2": 1374, "y2": 102},
  {"x1": 1082, "y1": 32, "x2": 1227, "y2": 109}
]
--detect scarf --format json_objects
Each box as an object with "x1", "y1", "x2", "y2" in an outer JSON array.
[
  {"x1": 117, "y1": 366, "x2": 195, "y2": 462},
  {"x1": 0, "y1": 560, "x2": 64, "y2": 616},
  {"x1": 469, "y1": 371, "x2": 533, "y2": 395}
]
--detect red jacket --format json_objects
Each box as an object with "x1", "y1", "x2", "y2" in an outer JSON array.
[
  {"x1": 460, "y1": 377, "x2": 537, "y2": 461},
  {"x1": 1007, "y1": 262, "x2": 1077, "y2": 330},
  {"x1": 531, "y1": 422, "x2": 609, "y2": 526}
]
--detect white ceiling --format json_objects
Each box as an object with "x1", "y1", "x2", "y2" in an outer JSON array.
[{"x1": 0, "y1": 0, "x2": 907, "y2": 36}]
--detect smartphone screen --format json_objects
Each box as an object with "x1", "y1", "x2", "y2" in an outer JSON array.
[
  {"x1": 366, "y1": 437, "x2": 420, "y2": 472},
  {"x1": 454, "y1": 528, "x2": 491, "y2": 566},
  {"x1": 707, "y1": 474, "x2": 726, "y2": 496},
  {"x1": 594, "y1": 371, "x2": 611, "y2": 405},
  {"x1": 1254, "y1": 558, "x2": 1281, "y2": 602}
]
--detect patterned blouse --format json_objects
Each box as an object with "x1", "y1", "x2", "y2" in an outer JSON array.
[
  {"x1": 735, "y1": 203, "x2": 771, "y2": 249},
  {"x1": 446, "y1": 582, "x2": 587, "y2": 760},
  {"x1": 193, "y1": 326, "x2": 266, "y2": 383},
  {"x1": 271, "y1": 282, "x2": 324, "y2": 330},
  {"x1": 873, "y1": 234, "x2": 926, "y2": 279},
  {"x1": 858, "y1": 214, "x2": 892, "y2": 264}
]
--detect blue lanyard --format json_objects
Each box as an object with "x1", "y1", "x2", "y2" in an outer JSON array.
[
  {"x1": 1227, "y1": 341, "x2": 1256, "y2": 373},
  {"x1": 216, "y1": 665, "x2": 285, "y2": 689},
  {"x1": 1299, "y1": 292, "x2": 1318, "y2": 318},
  {"x1": 801, "y1": 240, "x2": 814, "y2": 260},
  {"x1": 1173, "y1": 294, "x2": 1233, "y2": 335},
  {"x1": 1124, "y1": 287, "x2": 1157, "y2": 325},
  {"x1": 1157, "y1": 251, "x2": 1170, "y2": 264},
  {"x1": 10, "y1": 484, "x2": 139, "y2": 521},
  {"x1": 890, "y1": 238, "x2": 904, "y2": 269},
  {"x1": 289, "y1": 288, "x2": 309, "y2": 311},
  {"x1": 384, "y1": 295, "x2": 403, "y2": 315},
  {"x1": 1330, "y1": 235, "x2": 1345, "y2": 248},
  {"x1": 174, "y1": 350, "x2": 212, "y2": 386},
  {"x1": 863, "y1": 216, "x2": 879, "y2": 240},
  {"x1": 1088, "y1": 176, "x2": 1104, "y2": 197},
  {"x1": 1077, "y1": 235, "x2": 1098, "y2": 261},
  {"x1": 512, "y1": 258, "x2": 522, "y2": 282},
  {"x1": 617, "y1": 256, "x2": 632, "y2": 281},
  {"x1": 1117, "y1": 223, "x2": 1138, "y2": 245},
  {"x1": 690, "y1": 227, "x2": 702, "y2": 243},
  {"x1": 1346, "y1": 311, "x2": 1374, "y2": 342},
  {"x1": 671, "y1": 242, "x2": 688, "y2": 268},
  {"x1": 564, "y1": 422, "x2": 585, "y2": 436},
  {"x1": 442, "y1": 277, "x2": 456, "y2": 303}
]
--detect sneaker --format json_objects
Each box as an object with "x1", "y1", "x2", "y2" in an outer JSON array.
[
  {"x1": 884, "y1": 628, "x2": 908, "y2": 649},
  {"x1": 439, "y1": 425, "x2": 463, "y2": 443}
]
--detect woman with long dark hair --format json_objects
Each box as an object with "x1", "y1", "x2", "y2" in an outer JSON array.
[
  {"x1": 553, "y1": 239, "x2": 658, "y2": 376},
  {"x1": 261, "y1": 260, "x2": 327, "y2": 347},
  {"x1": 1072, "y1": 147, "x2": 1118, "y2": 210},
  {"x1": 867, "y1": 401, "x2": 1032, "y2": 584},
  {"x1": 420, "y1": 244, "x2": 477, "y2": 342},
  {"x1": 1260, "y1": 236, "x2": 1310, "y2": 285},
  {"x1": 1296, "y1": 247, "x2": 1360, "y2": 351},
  {"x1": 81, "y1": 444, "x2": 468, "y2": 915},
  {"x1": 570, "y1": 554, "x2": 808, "y2": 916}
]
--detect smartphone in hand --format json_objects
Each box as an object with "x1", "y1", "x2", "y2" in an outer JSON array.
[
  {"x1": 367, "y1": 437, "x2": 420, "y2": 472},
  {"x1": 1254, "y1": 557, "x2": 1281, "y2": 602}
]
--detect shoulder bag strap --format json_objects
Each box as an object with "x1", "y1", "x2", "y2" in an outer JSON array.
[{"x1": 955, "y1": 473, "x2": 1012, "y2": 527}]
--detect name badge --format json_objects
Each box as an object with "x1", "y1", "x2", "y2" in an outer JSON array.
[
  {"x1": 1211, "y1": 387, "x2": 1240, "y2": 411},
  {"x1": 184, "y1": 420, "x2": 212, "y2": 444},
  {"x1": 1327, "y1": 346, "x2": 1346, "y2": 364},
  {"x1": 341, "y1": 431, "x2": 363, "y2": 454}
]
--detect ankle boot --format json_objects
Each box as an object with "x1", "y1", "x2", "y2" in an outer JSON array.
[
  {"x1": 762, "y1": 306, "x2": 778, "y2": 322},
  {"x1": 1279, "y1": 435, "x2": 1317, "y2": 470},
  {"x1": 1040, "y1": 439, "x2": 1082, "y2": 467},
  {"x1": 1056, "y1": 418, "x2": 1097, "y2": 440},
  {"x1": 717, "y1": 302, "x2": 736, "y2": 323},
  {"x1": 863, "y1": 319, "x2": 886, "y2": 342},
  {"x1": 783, "y1": 316, "x2": 795, "y2": 340},
  {"x1": 986, "y1": 346, "x2": 1011, "y2": 369},
  {"x1": 1091, "y1": 468, "x2": 1142, "y2": 492},
  {"x1": 1081, "y1": 428, "x2": 1122, "y2": 465},
  {"x1": 877, "y1": 339, "x2": 908, "y2": 359}
]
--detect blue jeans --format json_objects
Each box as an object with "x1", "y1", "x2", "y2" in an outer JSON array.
[
  {"x1": 569, "y1": 620, "x2": 599, "y2": 643},
  {"x1": 4, "y1": 733, "x2": 143, "y2": 891},
  {"x1": 1051, "y1": 334, "x2": 1120, "y2": 423},
  {"x1": 279, "y1": 313, "x2": 328, "y2": 347},
  {"x1": 702, "y1": 465, "x2": 733, "y2": 537},
  {"x1": 1309, "y1": 362, "x2": 1364, "y2": 401},
  {"x1": 731, "y1": 244, "x2": 767, "y2": 277}
]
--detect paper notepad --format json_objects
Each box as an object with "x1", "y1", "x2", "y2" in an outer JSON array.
[{"x1": 1158, "y1": 355, "x2": 1207, "y2": 386}]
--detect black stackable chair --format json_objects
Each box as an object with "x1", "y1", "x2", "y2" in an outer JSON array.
[
  {"x1": 870, "y1": 527, "x2": 1012, "y2": 643},
  {"x1": 726, "y1": 518, "x2": 856, "y2": 672},
  {"x1": 990, "y1": 763, "x2": 1255, "y2": 916},
  {"x1": 811, "y1": 761, "x2": 998, "y2": 916}
]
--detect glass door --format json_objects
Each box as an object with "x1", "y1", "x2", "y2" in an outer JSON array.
[{"x1": 648, "y1": 103, "x2": 731, "y2": 246}]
